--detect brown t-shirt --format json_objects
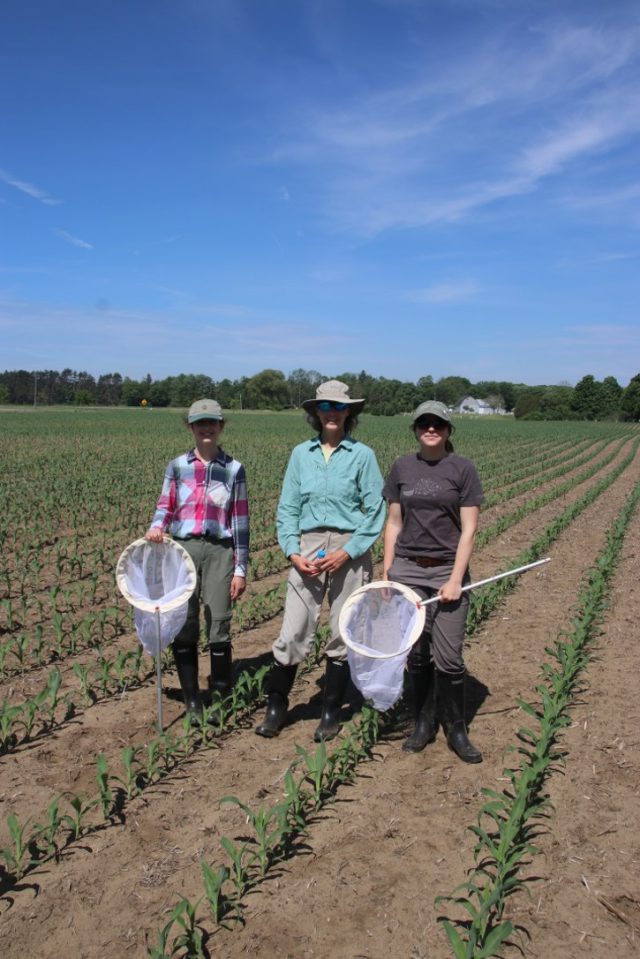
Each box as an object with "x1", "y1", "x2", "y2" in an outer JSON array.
[{"x1": 383, "y1": 452, "x2": 484, "y2": 562}]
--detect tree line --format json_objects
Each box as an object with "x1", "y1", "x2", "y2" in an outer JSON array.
[{"x1": 1, "y1": 367, "x2": 639, "y2": 421}]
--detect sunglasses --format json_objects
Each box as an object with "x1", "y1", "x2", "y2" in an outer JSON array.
[
  {"x1": 317, "y1": 401, "x2": 348, "y2": 412},
  {"x1": 415, "y1": 418, "x2": 447, "y2": 430}
]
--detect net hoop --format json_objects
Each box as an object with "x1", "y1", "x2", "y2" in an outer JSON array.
[
  {"x1": 339, "y1": 580, "x2": 426, "y2": 660},
  {"x1": 115, "y1": 537, "x2": 197, "y2": 612}
]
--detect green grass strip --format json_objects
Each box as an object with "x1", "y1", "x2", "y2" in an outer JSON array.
[{"x1": 435, "y1": 477, "x2": 640, "y2": 959}]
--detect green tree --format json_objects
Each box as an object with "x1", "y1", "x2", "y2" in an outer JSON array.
[
  {"x1": 600, "y1": 376, "x2": 622, "y2": 418},
  {"x1": 513, "y1": 390, "x2": 543, "y2": 419},
  {"x1": 96, "y1": 373, "x2": 123, "y2": 405},
  {"x1": 539, "y1": 386, "x2": 574, "y2": 420},
  {"x1": 121, "y1": 378, "x2": 146, "y2": 407},
  {"x1": 571, "y1": 375, "x2": 602, "y2": 420},
  {"x1": 621, "y1": 373, "x2": 640, "y2": 421},
  {"x1": 287, "y1": 369, "x2": 323, "y2": 407},
  {"x1": 244, "y1": 369, "x2": 290, "y2": 409},
  {"x1": 434, "y1": 375, "x2": 471, "y2": 407}
]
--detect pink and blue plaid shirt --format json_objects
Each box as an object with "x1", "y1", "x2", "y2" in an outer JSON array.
[{"x1": 148, "y1": 448, "x2": 249, "y2": 577}]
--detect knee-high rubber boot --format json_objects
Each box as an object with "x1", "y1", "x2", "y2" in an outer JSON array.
[
  {"x1": 208, "y1": 643, "x2": 233, "y2": 700},
  {"x1": 403, "y1": 661, "x2": 437, "y2": 753},
  {"x1": 255, "y1": 660, "x2": 298, "y2": 738},
  {"x1": 173, "y1": 644, "x2": 203, "y2": 723},
  {"x1": 438, "y1": 672, "x2": 482, "y2": 764},
  {"x1": 314, "y1": 659, "x2": 350, "y2": 742}
]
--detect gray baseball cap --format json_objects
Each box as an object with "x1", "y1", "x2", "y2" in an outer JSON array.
[
  {"x1": 411, "y1": 400, "x2": 452, "y2": 425},
  {"x1": 187, "y1": 398, "x2": 224, "y2": 423}
]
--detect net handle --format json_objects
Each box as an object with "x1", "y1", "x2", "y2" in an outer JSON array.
[{"x1": 418, "y1": 557, "x2": 551, "y2": 607}]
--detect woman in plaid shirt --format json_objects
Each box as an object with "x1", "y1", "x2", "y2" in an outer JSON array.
[{"x1": 146, "y1": 399, "x2": 249, "y2": 721}]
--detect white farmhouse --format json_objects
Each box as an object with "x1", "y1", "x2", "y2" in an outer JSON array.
[{"x1": 455, "y1": 396, "x2": 506, "y2": 415}]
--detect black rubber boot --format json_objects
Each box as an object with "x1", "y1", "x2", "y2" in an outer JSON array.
[
  {"x1": 314, "y1": 659, "x2": 350, "y2": 742},
  {"x1": 208, "y1": 643, "x2": 233, "y2": 700},
  {"x1": 255, "y1": 661, "x2": 297, "y2": 738},
  {"x1": 173, "y1": 644, "x2": 203, "y2": 723},
  {"x1": 438, "y1": 672, "x2": 482, "y2": 764},
  {"x1": 403, "y1": 666, "x2": 437, "y2": 753},
  {"x1": 403, "y1": 634, "x2": 437, "y2": 753}
]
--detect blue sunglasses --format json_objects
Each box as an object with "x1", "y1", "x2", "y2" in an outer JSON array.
[{"x1": 317, "y1": 401, "x2": 348, "y2": 412}]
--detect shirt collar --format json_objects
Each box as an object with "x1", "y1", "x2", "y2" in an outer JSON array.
[
  {"x1": 187, "y1": 447, "x2": 226, "y2": 465},
  {"x1": 309, "y1": 434, "x2": 355, "y2": 451}
]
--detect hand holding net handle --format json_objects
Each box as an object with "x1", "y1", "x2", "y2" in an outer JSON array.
[{"x1": 418, "y1": 557, "x2": 551, "y2": 607}]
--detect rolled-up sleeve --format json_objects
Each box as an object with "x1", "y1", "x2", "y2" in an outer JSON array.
[
  {"x1": 342, "y1": 449, "x2": 385, "y2": 560},
  {"x1": 277, "y1": 449, "x2": 302, "y2": 558}
]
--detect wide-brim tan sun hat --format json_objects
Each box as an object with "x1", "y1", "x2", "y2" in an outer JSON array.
[{"x1": 301, "y1": 379, "x2": 366, "y2": 414}]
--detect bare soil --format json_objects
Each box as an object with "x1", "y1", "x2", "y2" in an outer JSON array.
[{"x1": 1, "y1": 442, "x2": 639, "y2": 959}]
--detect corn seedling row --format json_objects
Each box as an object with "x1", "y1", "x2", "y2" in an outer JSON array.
[
  {"x1": 144, "y1": 706, "x2": 381, "y2": 957},
  {"x1": 435, "y1": 479, "x2": 640, "y2": 959}
]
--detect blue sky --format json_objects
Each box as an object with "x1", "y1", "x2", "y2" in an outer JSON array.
[{"x1": 1, "y1": 0, "x2": 639, "y2": 387}]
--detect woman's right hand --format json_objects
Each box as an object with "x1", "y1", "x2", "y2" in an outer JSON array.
[
  {"x1": 145, "y1": 528, "x2": 165, "y2": 543},
  {"x1": 290, "y1": 553, "x2": 322, "y2": 577}
]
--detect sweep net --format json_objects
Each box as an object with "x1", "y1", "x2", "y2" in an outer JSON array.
[
  {"x1": 116, "y1": 538, "x2": 197, "y2": 655},
  {"x1": 339, "y1": 581, "x2": 425, "y2": 710}
]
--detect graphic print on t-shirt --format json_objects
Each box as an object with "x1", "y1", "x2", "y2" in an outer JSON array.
[{"x1": 409, "y1": 477, "x2": 443, "y2": 498}]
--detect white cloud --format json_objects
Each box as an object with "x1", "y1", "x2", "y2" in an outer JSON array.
[
  {"x1": 266, "y1": 16, "x2": 640, "y2": 235},
  {"x1": 407, "y1": 281, "x2": 479, "y2": 304},
  {"x1": 0, "y1": 168, "x2": 61, "y2": 205},
  {"x1": 52, "y1": 229, "x2": 94, "y2": 250}
]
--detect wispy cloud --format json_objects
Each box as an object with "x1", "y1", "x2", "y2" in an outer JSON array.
[
  {"x1": 565, "y1": 324, "x2": 640, "y2": 347},
  {"x1": 52, "y1": 229, "x2": 94, "y2": 250},
  {"x1": 407, "y1": 281, "x2": 479, "y2": 304},
  {"x1": 0, "y1": 168, "x2": 61, "y2": 205},
  {"x1": 269, "y1": 16, "x2": 640, "y2": 235}
]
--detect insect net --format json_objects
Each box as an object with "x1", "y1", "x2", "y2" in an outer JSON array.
[
  {"x1": 339, "y1": 581, "x2": 426, "y2": 710},
  {"x1": 116, "y1": 538, "x2": 197, "y2": 655}
]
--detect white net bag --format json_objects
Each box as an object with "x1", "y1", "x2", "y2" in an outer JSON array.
[
  {"x1": 339, "y1": 581, "x2": 425, "y2": 710},
  {"x1": 339, "y1": 560, "x2": 552, "y2": 711},
  {"x1": 116, "y1": 538, "x2": 197, "y2": 655}
]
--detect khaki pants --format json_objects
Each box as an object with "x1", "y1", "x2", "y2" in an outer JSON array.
[{"x1": 272, "y1": 530, "x2": 373, "y2": 666}]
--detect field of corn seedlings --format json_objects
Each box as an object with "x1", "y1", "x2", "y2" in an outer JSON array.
[{"x1": 1, "y1": 407, "x2": 639, "y2": 959}]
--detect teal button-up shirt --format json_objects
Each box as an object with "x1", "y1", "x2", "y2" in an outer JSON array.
[{"x1": 277, "y1": 435, "x2": 385, "y2": 561}]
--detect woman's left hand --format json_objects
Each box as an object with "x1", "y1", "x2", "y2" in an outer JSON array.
[
  {"x1": 230, "y1": 576, "x2": 246, "y2": 600},
  {"x1": 314, "y1": 548, "x2": 350, "y2": 574},
  {"x1": 438, "y1": 579, "x2": 462, "y2": 603}
]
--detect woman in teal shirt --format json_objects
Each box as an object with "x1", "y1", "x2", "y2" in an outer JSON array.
[{"x1": 256, "y1": 380, "x2": 385, "y2": 741}]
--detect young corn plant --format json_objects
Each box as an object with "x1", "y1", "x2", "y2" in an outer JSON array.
[
  {"x1": 201, "y1": 861, "x2": 231, "y2": 925},
  {"x1": 436, "y1": 478, "x2": 640, "y2": 959},
  {"x1": 61, "y1": 792, "x2": 99, "y2": 841},
  {"x1": 35, "y1": 796, "x2": 63, "y2": 862},
  {"x1": 219, "y1": 836, "x2": 254, "y2": 899},
  {"x1": 95, "y1": 753, "x2": 115, "y2": 821},
  {"x1": 0, "y1": 814, "x2": 38, "y2": 880},
  {"x1": 294, "y1": 742, "x2": 331, "y2": 810},
  {"x1": 165, "y1": 897, "x2": 205, "y2": 959},
  {"x1": 220, "y1": 797, "x2": 290, "y2": 878}
]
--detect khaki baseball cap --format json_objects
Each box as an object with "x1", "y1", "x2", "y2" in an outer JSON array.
[{"x1": 187, "y1": 398, "x2": 224, "y2": 423}]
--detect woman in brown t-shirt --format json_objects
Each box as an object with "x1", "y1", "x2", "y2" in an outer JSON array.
[{"x1": 383, "y1": 401, "x2": 484, "y2": 763}]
